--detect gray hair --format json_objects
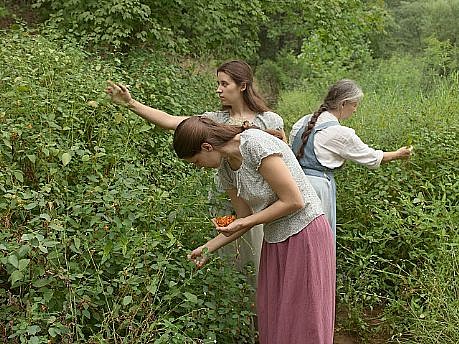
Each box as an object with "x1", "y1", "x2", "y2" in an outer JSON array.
[
  {"x1": 295, "y1": 79, "x2": 363, "y2": 159},
  {"x1": 323, "y1": 79, "x2": 363, "y2": 110}
]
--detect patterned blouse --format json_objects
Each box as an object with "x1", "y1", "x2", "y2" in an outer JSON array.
[
  {"x1": 203, "y1": 110, "x2": 284, "y2": 131},
  {"x1": 218, "y1": 129, "x2": 323, "y2": 243}
]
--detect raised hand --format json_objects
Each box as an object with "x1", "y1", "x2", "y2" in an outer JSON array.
[{"x1": 105, "y1": 80, "x2": 133, "y2": 107}]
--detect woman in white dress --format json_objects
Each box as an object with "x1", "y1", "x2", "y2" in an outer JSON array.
[{"x1": 173, "y1": 116, "x2": 335, "y2": 344}]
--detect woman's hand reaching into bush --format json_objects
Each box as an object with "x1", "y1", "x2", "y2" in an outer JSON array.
[
  {"x1": 105, "y1": 80, "x2": 133, "y2": 107},
  {"x1": 188, "y1": 246, "x2": 209, "y2": 269},
  {"x1": 396, "y1": 145, "x2": 414, "y2": 159}
]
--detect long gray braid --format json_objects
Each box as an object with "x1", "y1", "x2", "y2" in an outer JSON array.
[{"x1": 296, "y1": 79, "x2": 363, "y2": 159}]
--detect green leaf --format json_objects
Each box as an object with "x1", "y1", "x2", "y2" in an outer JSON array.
[
  {"x1": 61, "y1": 152, "x2": 72, "y2": 166},
  {"x1": 49, "y1": 222, "x2": 64, "y2": 230},
  {"x1": 10, "y1": 270, "x2": 23, "y2": 285},
  {"x1": 32, "y1": 278, "x2": 51, "y2": 288},
  {"x1": 40, "y1": 213, "x2": 51, "y2": 221},
  {"x1": 13, "y1": 170, "x2": 23, "y2": 182},
  {"x1": 18, "y1": 258, "x2": 30, "y2": 271},
  {"x1": 83, "y1": 309, "x2": 91, "y2": 319},
  {"x1": 8, "y1": 255, "x2": 19, "y2": 268},
  {"x1": 147, "y1": 280, "x2": 158, "y2": 294},
  {"x1": 27, "y1": 325, "x2": 41, "y2": 335},
  {"x1": 138, "y1": 124, "x2": 151, "y2": 133},
  {"x1": 24, "y1": 202, "x2": 38, "y2": 210},
  {"x1": 184, "y1": 292, "x2": 198, "y2": 303},
  {"x1": 27, "y1": 154, "x2": 36, "y2": 163},
  {"x1": 38, "y1": 245, "x2": 48, "y2": 253},
  {"x1": 101, "y1": 241, "x2": 113, "y2": 263},
  {"x1": 21, "y1": 233, "x2": 34, "y2": 241},
  {"x1": 122, "y1": 295, "x2": 132, "y2": 305},
  {"x1": 3, "y1": 138, "x2": 12, "y2": 149},
  {"x1": 48, "y1": 327, "x2": 58, "y2": 337},
  {"x1": 74, "y1": 237, "x2": 81, "y2": 250},
  {"x1": 28, "y1": 336, "x2": 40, "y2": 344}
]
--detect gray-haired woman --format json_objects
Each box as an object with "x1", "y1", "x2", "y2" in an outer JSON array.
[{"x1": 290, "y1": 79, "x2": 412, "y2": 239}]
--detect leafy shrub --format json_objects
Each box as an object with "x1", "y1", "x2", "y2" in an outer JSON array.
[
  {"x1": 0, "y1": 27, "x2": 255, "y2": 343},
  {"x1": 393, "y1": 241, "x2": 459, "y2": 343},
  {"x1": 31, "y1": 0, "x2": 265, "y2": 58},
  {"x1": 421, "y1": 36, "x2": 459, "y2": 85},
  {"x1": 255, "y1": 54, "x2": 318, "y2": 101},
  {"x1": 379, "y1": 0, "x2": 459, "y2": 59},
  {"x1": 336, "y1": 61, "x2": 459, "y2": 341},
  {"x1": 276, "y1": 55, "x2": 459, "y2": 342}
]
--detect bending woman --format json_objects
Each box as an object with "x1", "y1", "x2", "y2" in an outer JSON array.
[
  {"x1": 174, "y1": 116, "x2": 335, "y2": 344},
  {"x1": 106, "y1": 60, "x2": 286, "y2": 281},
  {"x1": 290, "y1": 79, "x2": 412, "y2": 238}
]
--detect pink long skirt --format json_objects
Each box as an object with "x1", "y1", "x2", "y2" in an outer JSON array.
[{"x1": 257, "y1": 215, "x2": 336, "y2": 344}]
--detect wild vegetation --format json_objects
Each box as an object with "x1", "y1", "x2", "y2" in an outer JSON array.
[
  {"x1": 0, "y1": 0, "x2": 458, "y2": 343},
  {"x1": 278, "y1": 55, "x2": 459, "y2": 342}
]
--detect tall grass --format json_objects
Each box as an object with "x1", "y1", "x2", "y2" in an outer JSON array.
[{"x1": 276, "y1": 54, "x2": 459, "y2": 343}]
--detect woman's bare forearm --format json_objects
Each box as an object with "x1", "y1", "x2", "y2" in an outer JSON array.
[{"x1": 127, "y1": 99, "x2": 188, "y2": 130}]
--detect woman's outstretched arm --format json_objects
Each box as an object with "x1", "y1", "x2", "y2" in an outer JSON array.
[
  {"x1": 382, "y1": 146, "x2": 413, "y2": 163},
  {"x1": 105, "y1": 80, "x2": 188, "y2": 130}
]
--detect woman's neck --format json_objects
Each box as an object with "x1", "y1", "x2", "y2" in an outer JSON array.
[
  {"x1": 223, "y1": 135, "x2": 243, "y2": 170},
  {"x1": 229, "y1": 102, "x2": 256, "y2": 122},
  {"x1": 328, "y1": 109, "x2": 342, "y2": 121}
]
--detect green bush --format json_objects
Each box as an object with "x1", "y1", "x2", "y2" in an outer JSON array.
[
  {"x1": 276, "y1": 55, "x2": 459, "y2": 342},
  {"x1": 31, "y1": 0, "x2": 265, "y2": 58},
  {"x1": 0, "y1": 27, "x2": 255, "y2": 343},
  {"x1": 422, "y1": 36, "x2": 459, "y2": 84}
]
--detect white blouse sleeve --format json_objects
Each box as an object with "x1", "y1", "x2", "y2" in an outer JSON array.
[{"x1": 333, "y1": 128, "x2": 384, "y2": 169}]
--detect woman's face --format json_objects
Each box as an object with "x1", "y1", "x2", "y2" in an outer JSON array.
[
  {"x1": 216, "y1": 72, "x2": 244, "y2": 106},
  {"x1": 341, "y1": 100, "x2": 360, "y2": 119},
  {"x1": 184, "y1": 144, "x2": 223, "y2": 169}
]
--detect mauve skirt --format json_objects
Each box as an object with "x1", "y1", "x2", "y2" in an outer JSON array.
[{"x1": 257, "y1": 215, "x2": 336, "y2": 344}]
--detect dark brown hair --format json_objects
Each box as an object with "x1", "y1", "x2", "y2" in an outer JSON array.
[
  {"x1": 217, "y1": 60, "x2": 270, "y2": 113},
  {"x1": 173, "y1": 116, "x2": 283, "y2": 159}
]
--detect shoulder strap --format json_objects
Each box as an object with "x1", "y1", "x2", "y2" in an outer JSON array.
[
  {"x1": 291, "y1": 115, "x2": 311, "y2": 154},
  {"x1": 314, "y1": 120, "x2": 340, "y2": 131}
]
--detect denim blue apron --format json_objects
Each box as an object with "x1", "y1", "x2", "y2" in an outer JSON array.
[{"x1": 291, "y1": 116, "x2": 340, "y2": 239}]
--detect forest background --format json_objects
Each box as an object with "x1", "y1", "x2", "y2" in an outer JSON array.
[{"x1": 0, "y1": 0, "x2": 458, "y2": 343}]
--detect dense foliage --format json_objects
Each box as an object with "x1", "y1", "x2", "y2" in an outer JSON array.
[
  {"x1": 26, "y1": 0, "x2": 386, "y2": 75},
  {"x1": 0, "y1": 28, "x2": 255, "y2": 343},
  {"x1": 254, "y1": 0, "x2": 386, "y2": 104},
  {"x1": 30, "y1": 0, "x2": 266, "y2": 57},
  {"x1": 277, "y1": 56, "x2": 459, "y2": 343},
  {"x1": 374, "y1": 0, "x2": 459, "y2": 72}
]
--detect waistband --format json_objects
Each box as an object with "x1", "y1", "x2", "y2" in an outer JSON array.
[{"x1": 301, "y1": 167, "x2": 335, "y2": 181}]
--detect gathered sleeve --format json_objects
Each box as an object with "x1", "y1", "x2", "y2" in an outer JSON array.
[
  {"x1": 241, "y1": 130, "x2": 284, "y2": 171},
  {"x1": 329, "y1": 127, "x2": 384, "y2": 169}
]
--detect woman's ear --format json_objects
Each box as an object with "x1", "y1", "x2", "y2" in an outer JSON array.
[
  {"x1": 201, "y1": 142, "x2": 213, "y2": 151},
  {"x1": 240, "y1": 82, "x2": 247, "y2": 92}
]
